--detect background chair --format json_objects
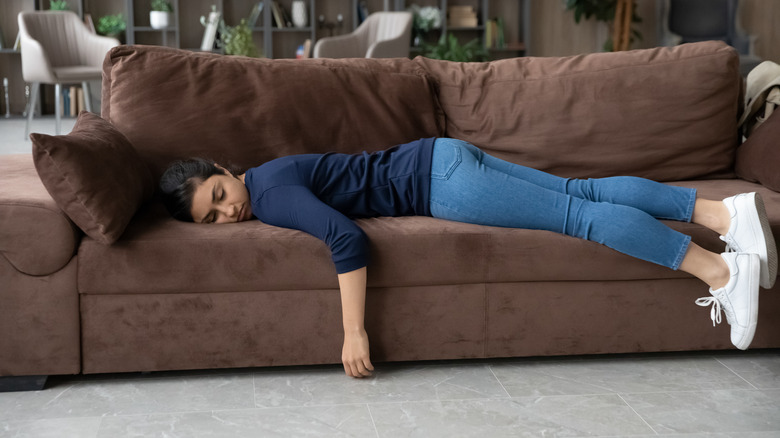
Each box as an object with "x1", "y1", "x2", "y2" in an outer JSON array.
[
  {"x1": 657, "y1": 0, "x2": 762, "y2": 76},
  {"x1": 18, "y1": 11, "x2": 119, "y2": 138},
  {"x1": 314, "y1": 12, "x2": 413, "y2": 59}
]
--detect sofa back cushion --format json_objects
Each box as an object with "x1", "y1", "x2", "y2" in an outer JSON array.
[
  {"x1": 102, "y1": 46, "x2": 444, "y2": 180},
  {"x1": 416, "y1": 41, "x2": 742, "y2": 181}
]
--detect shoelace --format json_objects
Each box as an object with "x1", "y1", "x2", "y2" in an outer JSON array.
[
  {"x1": 695, "y1": 295, "x2": 734, "y2": 326},
  {"x1": 720, "y1": 234, "x2": 737, "y2": 253}
]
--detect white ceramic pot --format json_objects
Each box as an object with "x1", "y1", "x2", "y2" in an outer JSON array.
[
  {"x1": 150, "y1": 11, "x2": 172, "y2": 29},
  {"x1": 292, "y1": 1, "x2": 308, "y2": 28}
]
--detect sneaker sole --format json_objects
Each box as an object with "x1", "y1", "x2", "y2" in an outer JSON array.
[
  {"x1": 734, "y1": 253, "x2": 760, "y2": 350},
  {"x1": 754, "y1": 193, "x2": 778, "y2": 289}
]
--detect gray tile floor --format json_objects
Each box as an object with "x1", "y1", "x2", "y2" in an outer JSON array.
[
  {"x1": 1, "y1": 352, "x2": 780, "y2": 437},
  {"x1": 2, "y1": 118, "x2": 780, "y2": 437}
]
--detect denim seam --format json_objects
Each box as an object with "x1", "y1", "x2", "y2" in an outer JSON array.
[
  {"x1": 685, "y1": 187, "x2": 698, "y2": 223},
  {"x1": 429, "y1": 198, "x2": 476, "y2": 223},
  {"x1": 672, "y1": 234, "x2": 692, "y2": 271},
  {"x1": 431, "y1": 151, "x2": 461, "y2": 180}
]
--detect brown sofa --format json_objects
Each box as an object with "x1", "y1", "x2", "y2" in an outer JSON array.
[{"x1": 2, "y1": 41, "x2": 780, "y2": 391}]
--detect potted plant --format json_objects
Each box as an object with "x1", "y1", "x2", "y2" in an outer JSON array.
[
  {"x1": 219, "y1": 19, "x2": 260, "y2": 57},
  {"x1": 97, "y1": 13, "x2": 126, "y2": 41},
  {"x1": 49, "y1": 0, "x2": 69, "y2": 10},
  {"x1": 422, "y1": 33, "x2": 488, "y2": 62},
  {"x1": 407, "y1": 4, "x2": 442, "y2": 46},
  {"x1": 150, "y1": 0, "x2": 174, "y2": 29},
  {"x1": 565, "y1": 0, "x2": 642, "y2": 52}
]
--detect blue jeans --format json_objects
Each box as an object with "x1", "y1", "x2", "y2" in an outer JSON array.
[{"x1": 429, "y1": 138, "x2": 697, "y2": 270}]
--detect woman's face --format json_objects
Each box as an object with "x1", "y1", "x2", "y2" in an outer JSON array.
[{"x1": 190, "y1": 170, "x2": 253, "y2": 224}]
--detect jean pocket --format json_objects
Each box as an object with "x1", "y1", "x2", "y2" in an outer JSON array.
[{"x1": 431, "y1": 140, "x2": 463, "y2": 180}]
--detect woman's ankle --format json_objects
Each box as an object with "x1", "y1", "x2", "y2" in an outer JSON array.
[{"x1": 692, "y1": 199, "x2": 730, "y2": 236}]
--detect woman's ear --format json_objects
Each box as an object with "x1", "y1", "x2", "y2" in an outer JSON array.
[{"x1": 214, "y1": 163, "x2": 231, "y2": 175}]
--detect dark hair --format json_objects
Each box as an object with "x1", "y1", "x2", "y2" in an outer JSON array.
[{"x1": 159, "y1": 158, "x2": 226, "y2": 222}]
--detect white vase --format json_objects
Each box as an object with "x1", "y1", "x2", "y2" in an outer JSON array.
[
  {"x1": 292, "y1": 1, "x2": 308, "y2": 28},
  {"x1": 150, "y1": 11, "x2": 172, "y2": 29}
]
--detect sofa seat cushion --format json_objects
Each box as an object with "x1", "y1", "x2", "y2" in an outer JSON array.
[{"x1": 78, "y1": 180, "x2": 779, "y2": 295}]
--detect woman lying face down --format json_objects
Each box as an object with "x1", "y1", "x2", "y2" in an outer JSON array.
[{"x1": 159, "y1": 137, "x2": 778, "y2": 379}]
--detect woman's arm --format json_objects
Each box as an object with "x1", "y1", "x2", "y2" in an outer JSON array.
[{"x1": 338, "y1": 267, "x2": 374, "y2": 378}]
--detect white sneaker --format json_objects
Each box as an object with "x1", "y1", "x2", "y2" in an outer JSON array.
[
  {"x1": 721, "y1": 192, "x2": 778, "y2": 289},
  {"x1": 696, "y1": 252, "x2": 759, "y2": 350}
]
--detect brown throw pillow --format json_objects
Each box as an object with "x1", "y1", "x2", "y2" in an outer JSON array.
[
  {"x1": 736, "y1": 110, "x2": 780, "y2": 192},
  {"x1": 31, "y1": 111, "x2": 154, "y2": 244}
]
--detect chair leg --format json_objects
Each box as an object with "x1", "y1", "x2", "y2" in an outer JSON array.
[
  {"x1": 55, "y1": 83, "x2": 62, "y2": 135},
  {"x1": 24, "y1": 82, "x2": 40, "y2": 140},
  {"x1": 82, "y1": 81, "x2": 93, "y2": 113}
]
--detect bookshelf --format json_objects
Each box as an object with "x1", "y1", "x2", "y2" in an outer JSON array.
[
  {"x1": 0, "y1": 0, "x2": 527, "y2": 116},
  {"x1": 386, "y1": 0, "x2": 528, "y2": 59}
]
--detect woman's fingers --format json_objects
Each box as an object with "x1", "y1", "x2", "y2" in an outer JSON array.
[{"x1": 343, "y1": 358, "x2": 373, "y2": 378}]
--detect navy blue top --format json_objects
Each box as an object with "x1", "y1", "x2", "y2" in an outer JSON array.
[{"x1": 243, "y1": 137, "x2": 436, "y2": 274}]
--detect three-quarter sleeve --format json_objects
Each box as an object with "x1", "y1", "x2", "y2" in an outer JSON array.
[{"x1": 257, "y1": 185, "x2": 369, "y2": 274}]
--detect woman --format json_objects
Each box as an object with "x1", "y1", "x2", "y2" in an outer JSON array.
[{"x1": 160, "y1": 137, "x2": 777, "y2": 378}]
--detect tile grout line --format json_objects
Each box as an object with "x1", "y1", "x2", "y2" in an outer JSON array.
[
  {"x1": 713, "y1": 357, "x2": 759, "y2": 390},
  {"x1": 616, "y1": 394, "x2": 659, "y2": 436},
  {"x1": 366, "y1": 403, "x2": 380, "y2": 438},
  {"x1": 93, "y1": 416, "x2": 104, "y2": 438},
  {"x1": 252, "y1": 373, "x2": 258, "y2": 408},
  {"x1": 487, "y1": 365, "x2": 512, "y2": 398}
]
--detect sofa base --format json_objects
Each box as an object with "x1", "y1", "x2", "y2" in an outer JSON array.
[
  {"x1": 80, "y1": 278, "x2": 780, "y2": 375},
  {"x1": 0, "y1": 375, "x2": 48, "y2": 392}
]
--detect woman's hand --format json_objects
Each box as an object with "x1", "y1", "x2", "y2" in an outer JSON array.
[
  {"x1": 342, "y1": 328, "x2": 374, "y2": 378},
  {"x1": 338, "y1": 267, "x2": 373, "y2": 378}
]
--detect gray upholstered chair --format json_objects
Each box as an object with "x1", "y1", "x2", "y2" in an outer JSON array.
[
  {"x1": 314, "y1": 12, "x2": 413, "y2": 59},
  {"x1": 17, "y1": 11, "x2": 119, "y2": 138},
  {"x1": 657, "y1": 0, "x2": 762, "y2": 76}
]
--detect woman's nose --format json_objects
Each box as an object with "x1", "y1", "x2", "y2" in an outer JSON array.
[{"x1": 218, "y1": 203, "x2": 238, "y2": 218}]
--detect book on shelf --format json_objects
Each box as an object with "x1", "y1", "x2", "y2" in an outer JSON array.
[
  {"x1": 272, "y1": 2, "x2": 292, "y2": 28},
  {"x1": 62, "y1": 88, "x2": 70, "y2": 116},
  {"x1": 485, "y1": 18, "x2": 505, "y2": 49},
  {"x1": 248, "y1": 2, "x2": 264, "y2": 28},
  {"x1": 76, "y1": 87, "x2": 84, "y2": 115},
  {"x1": 0, "y1": 23, "x2": 5, "y2": 49}
]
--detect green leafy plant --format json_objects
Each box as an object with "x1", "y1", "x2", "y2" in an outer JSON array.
[
  {"x1": 49, "y1": 0, "x2": 69, "y2": 10},
  {"x1": 565, "y1": 0, "x2": 642, "y2": 51},
  {"x1": 151, "y1": 0, "x2": 173, "y2": 13},
  {"x1": 422, "y1": 33, "x2": 488, "y2": 62},
  {"x1": 97, "y1": 13, "x2": 126, "y2": 37},
  {"x1": 219, "y1": 19, "x2": 260, "y2": 57}
]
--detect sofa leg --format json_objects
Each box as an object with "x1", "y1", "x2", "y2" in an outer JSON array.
[{"x1": 0, "y1": 375, "x2": 48, "y2": 392}]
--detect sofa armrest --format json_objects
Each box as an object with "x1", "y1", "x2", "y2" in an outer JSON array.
[{"x1": 0, "y1": 155, "x2": 80, "y2": 276}]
